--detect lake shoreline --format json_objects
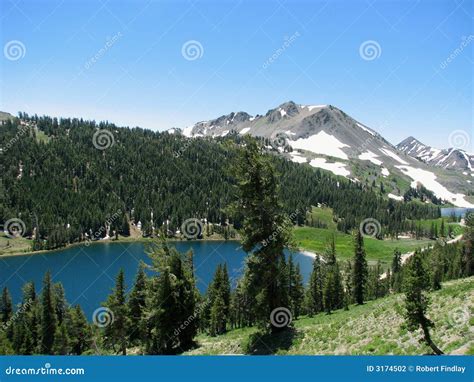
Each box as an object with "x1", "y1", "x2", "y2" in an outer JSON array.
[{"x1": 0, "y1": 236, "x2": 241, "y2": 258}]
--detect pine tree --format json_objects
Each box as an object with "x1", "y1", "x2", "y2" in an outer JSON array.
[
  {"x1": 403, "y1": 251, "x2": 443, "y2": 355},
  {"x1": 40, "y1": 271, "x2": 56, "y2": 354},
  {"x1": 53, "y1": 283, "x2": 67, "y2": 325},
  {"x1": 0, "y1": 287, "x2": 13, "y2": 339},
  {"x1": 307, "y1": 256, "x2": 324, "y2": 315},
  {"x1": 68, "y1": 305, "x2": 91, "y2": 355},
  {"x1": 233, "y1": 138, "x2": 292, "y2": 332},
  {"x1": 53, "y1": 322, "x2": 69, "y2": 355},
  {"x1": 128, "y1": 263, "x2": 147, "y2": 343},
  {"x1": 352, "y1": 231, "x2": 368, "y2": 305},
  {"x1": 289, "y1": 260, "x2": 304, "y2": 319},
  {"x1": 391, "y1": 249, "x2": 403, "y2": 292},
  {"x1": 104, "y1": 269, "x2": 129, "y2": 355}
]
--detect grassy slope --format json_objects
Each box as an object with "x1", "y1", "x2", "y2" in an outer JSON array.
[
  {"x1": 186, "y1": 277, "x2": 474, "y2": 355},
  {"x1": 294, "y1": 226, "x2": 433, "y2": 266}
]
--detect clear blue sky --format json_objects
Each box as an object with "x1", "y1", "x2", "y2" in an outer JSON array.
[{"x1": 1, "y1": 0, "x2": 472, "y2": 148}]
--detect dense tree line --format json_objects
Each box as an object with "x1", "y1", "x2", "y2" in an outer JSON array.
[{"x1": 1, "y1": 115, "x2": 439, "y2": 251}]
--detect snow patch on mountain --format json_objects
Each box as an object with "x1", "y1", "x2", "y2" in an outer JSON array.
[
  {"x1": 359, "y1": 150, "x2": 382, "y2": 165},
  {"x1": 395, "y1": 165, "x2": 474, "y2": 208},
  {"x1": 356, "y1": 123, "x2": 376, "y2": 137},
  {"x1": 309, "y1": 158, "x2": 350, "y2": 177},
  {"x1": 388, "y1": 193, "x2": 404, "y2": 201},
  {"x1": 380, "y1": 148, "x2": 408, "y2": 164},
  {"x1": 290, "y1": 153, "x2": 307, "y2": 163},
  {"x1": 290, "y1": 130, "x2": 349, "y2": 160}
]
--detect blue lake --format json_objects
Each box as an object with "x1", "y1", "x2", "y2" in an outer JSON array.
[
  {"x1": 440, "y1": 207, "x2": 473, "y2": 218},
  {"x1": 0, "y1": 241, "x2": 313, "y2": 320}
]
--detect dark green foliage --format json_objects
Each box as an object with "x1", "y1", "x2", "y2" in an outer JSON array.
[
  {"x1": 207, "y1": 264, "x2": 231, "y2": 336},
  {"x1": 127, "y1": 263, "x2": 147, "y2": 344},
  {"x1": 288, "y1": 255, "x2": 304, "y2": 319},
  {"x1": 403, "y1": 251, "x2": 443, "y2": 355},
  {"x1": 352, "y1": 231, "x2": 368, "y2": 305},
  {"x1": 144, "y1": 241, "x2": 197, "y2": 354},
  {"x1": 233, "y1": 138, "x2": 291, "y2": 331},
  {"x1": 322, "y1": 238, "x2": 344, "y2": 313},
  {"x1": 103, "y1": 269, "x2": 129, "y2": 355},
  {"x1": 306, "y1": 256, "x2": 324, "y2": 315},
  {"x1": 40, "y1": 271, "x2": 56, "y2": 354}
]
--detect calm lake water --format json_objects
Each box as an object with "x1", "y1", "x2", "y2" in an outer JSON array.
[
  {"x1": 440, "y1": 207, "x2": 473, "y2": 218},
  {"x1": 0, "y1": 241, "x2": 313, "y2": 320}
]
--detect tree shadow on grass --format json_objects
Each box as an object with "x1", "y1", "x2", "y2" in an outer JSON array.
[{"x1": 244, "y1": 327, "x2": 301, "y2": 355}]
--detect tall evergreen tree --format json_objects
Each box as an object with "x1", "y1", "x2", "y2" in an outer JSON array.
[
  {"x1": 40, "y1": 271, "x2": 56, "y2": 354},
  {"x1": 233, "y1": 138, "x2": 292, "y2": 332},
  {"x1": 104, "y1": 269, "x2": 129, "y2": 355},
  {"x1": 352, "y1": 231, "x2": 368, "y2": 305},
  {"x1": 128, "y1": 263, "x2": 147, "y2": 343},
  {"x1": 307, "y1": 256, "x2": 324, "y2": 315},
  {"x1": 403, "y1": 251, "x2": 443, "y2": 355}
]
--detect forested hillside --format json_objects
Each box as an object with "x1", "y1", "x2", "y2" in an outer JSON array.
[{"x1": 1, "y1": 114, "x2": 439, "y2": 250}]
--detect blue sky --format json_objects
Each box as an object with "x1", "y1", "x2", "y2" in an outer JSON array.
[{"x1": 1, "y1": 0, "x2": 472, "y2": 148}]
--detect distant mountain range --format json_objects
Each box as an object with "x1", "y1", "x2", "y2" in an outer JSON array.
[
  {"x1": 172, "y1": 101, "x2": 473, "y2": 208},
  {"x1": 397, "y1": 136, "x2": 473, "y2": 173}
]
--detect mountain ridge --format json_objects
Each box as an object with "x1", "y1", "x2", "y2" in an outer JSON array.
[{"x1": 173, "y1": 101, "x2": 473, "y2": 208}]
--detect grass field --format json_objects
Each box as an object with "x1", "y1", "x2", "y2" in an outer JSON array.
[
  {"x1": 0, "y1": 233, "x2": 32, "y2": 256},
  {"x1": 186, "y1": 277, "x2": 474, "y2": 355},
  {"x1": 294, "y1": 226, "x2": 433, "y2": 266},
  {"x1": 305, "y1": 206, "x2": 337, "y2": 229}
]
